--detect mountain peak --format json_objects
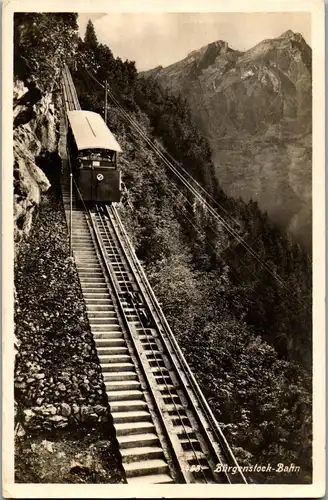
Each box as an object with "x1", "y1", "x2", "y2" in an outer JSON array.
[
  {"x1": 278, "y1": 29, "x2": 308, "y2": 46},
  {"x1": 185, "y1": 39, "x2": 234, "y2": 71},
  {"x1": 188, "y1": 39, "x2": 231, "y2": 58},
  {"x1": 280, "y1": 29, "x2": 296, "y2": 38}
]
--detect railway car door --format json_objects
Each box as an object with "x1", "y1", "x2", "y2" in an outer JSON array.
[
  {"x1": 79, "y1": 160, "x2": 94, "y2": 202},
  {"x1": 93, "y1": 151, "x2": 121, "y2": 203},
  {"x1": 95, "y1": 167, "x2": 121, "y2": 203}
]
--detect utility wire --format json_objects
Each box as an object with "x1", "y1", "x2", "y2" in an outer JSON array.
[
  {"x1": 81, "y1": 66, "x2": 312, "y2": 314},
  {"x1": 127, "y1": 130, "x2": 269, "y2": 303}
]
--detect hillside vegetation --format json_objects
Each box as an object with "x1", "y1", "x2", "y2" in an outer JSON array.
[{"x1": 14, "y1": 14, "x2": 312, "y2": 484}]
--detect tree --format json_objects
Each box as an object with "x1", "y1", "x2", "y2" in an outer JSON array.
[
  {"x1": 14, "y1": 13, "x2": 79, "y2": 91},
  {"x1": 84, "y1": 19, "x2": 98, "y2": 49}
]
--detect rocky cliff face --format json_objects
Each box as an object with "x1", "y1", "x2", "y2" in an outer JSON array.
[
  {"x1": 13, "y1": 81, "x2": 60, "y2": 255},
  {"x1": 144, "y1": 30, "x2": 312, "y2": 251}
]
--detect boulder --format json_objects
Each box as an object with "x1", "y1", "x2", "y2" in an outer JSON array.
[{"x1": 60, "y1": 402, "x2": 71, "y2": 417}]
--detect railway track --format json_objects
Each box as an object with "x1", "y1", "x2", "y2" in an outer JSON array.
[
  {"x1": 62, "y1": 65, "x2": 81, "y2": 111},
  {"x1": 60, "y1": 65, "x2": 247, "y2": 485}
]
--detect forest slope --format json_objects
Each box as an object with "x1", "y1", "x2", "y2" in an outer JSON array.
[{"x1": 14, "y1": 15, "x2": 312, "y2": 484}]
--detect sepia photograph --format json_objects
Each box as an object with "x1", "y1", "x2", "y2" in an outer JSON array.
[{"x1": 2, "y1": 0, "x2": 325, "y2": 497}]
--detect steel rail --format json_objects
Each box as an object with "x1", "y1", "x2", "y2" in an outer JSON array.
[
  {"x1": 84, "y1": 201, "x2": 196, "y2": 482},
  {"x1": 108, "y1": 204, "x2": 230, "y2": 482},
  {"x1": 109, "y1": 204, "x2": 248, "y2": 484},
  {"x1": 61, "y1": 66, "x2": 247, "y2": 484},
  {"x1": 94, "y1": 206, "x2": 211, "y2": 483},
  {"x1": 61, "y1": 75, "x2": 188, "y2": 481}
]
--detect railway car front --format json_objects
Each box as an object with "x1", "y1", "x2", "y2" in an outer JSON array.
[{"x1": 67, "y1": 110, "x2": 122, "y2": 204}]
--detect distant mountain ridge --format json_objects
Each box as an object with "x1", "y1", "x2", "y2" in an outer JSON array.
[{"x1": 142, "y1": 30, "x2": 312, "y2": 251}]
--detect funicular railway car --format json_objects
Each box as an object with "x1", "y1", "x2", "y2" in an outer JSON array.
[{"x1": 67, "y1": 110, "x2": 122, "y2": 203}]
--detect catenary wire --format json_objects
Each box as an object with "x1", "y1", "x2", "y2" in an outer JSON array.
[{"x1": 82, "y1": 66, "x2": 311, "y2": 313}]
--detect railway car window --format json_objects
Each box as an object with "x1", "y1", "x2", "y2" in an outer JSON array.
[{"x1": 78, "y1": 149, "x2": 116, "y2": 163}]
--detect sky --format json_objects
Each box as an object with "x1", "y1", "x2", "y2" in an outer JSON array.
[{"x1": 78, "y1": 12, "x2": 311, "y2": 71}]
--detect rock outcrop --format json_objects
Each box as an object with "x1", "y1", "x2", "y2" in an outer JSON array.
[
  {"x1": 13, "y1": 80, "x2": 59, "y2": 255},
  {"x1": 143, "y1": 30, "x2": 312, "y2": 251}
]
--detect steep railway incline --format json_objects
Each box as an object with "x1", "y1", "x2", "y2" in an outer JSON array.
[
  {"x1": 60, "y1": 65, "x2": 247, "y2": 484},
  {"x1": 59, "y1": 191, "x2": 177, "y2": 484}
]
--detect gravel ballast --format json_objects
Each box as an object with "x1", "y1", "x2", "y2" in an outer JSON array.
[{"x1": 14, "y1": 184, "x2": 125, "y2": 483}]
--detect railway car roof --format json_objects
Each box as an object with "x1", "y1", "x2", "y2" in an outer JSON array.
[{"x1": 67, "y1": 110, "x2": 122, "y2": 152}]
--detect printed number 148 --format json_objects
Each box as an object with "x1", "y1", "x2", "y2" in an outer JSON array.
[{"x1": 186, "y1": 464, "x2": 202, "y2": 472}]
